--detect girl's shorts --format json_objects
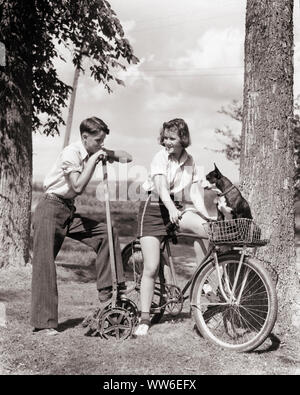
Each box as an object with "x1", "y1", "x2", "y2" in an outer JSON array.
[{"x1": 137, "y1": 194, "x2": 182, "y2": 238}]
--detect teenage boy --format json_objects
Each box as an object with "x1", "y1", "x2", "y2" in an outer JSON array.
[{"x1": 30, "y1": 116, "x2": 132, "y2": 335}]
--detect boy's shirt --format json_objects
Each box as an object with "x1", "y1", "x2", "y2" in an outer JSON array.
[{"x1": 43, "y1": 140, "x2": 89, "y2": 199}]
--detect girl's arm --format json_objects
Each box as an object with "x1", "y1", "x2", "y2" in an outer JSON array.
[{"x1": 153, "y1": 175, "x2": 182, "y2": 224}]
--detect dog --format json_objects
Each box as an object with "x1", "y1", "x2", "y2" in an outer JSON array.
[{"x1": 204, "y1": 164, "x2": 252, "y2": 221}]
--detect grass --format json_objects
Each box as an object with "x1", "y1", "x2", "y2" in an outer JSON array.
[
  {"x1": 1, "y1": 261, "x2": 299, "y2": 375},
  {"x1": 1, "y1": 187, "x2": 299, "y2": 375}
]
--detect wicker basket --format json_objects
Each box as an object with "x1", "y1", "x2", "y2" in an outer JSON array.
[{"x1": 203, "y1": 219, "x2": 268, "y2": 246}]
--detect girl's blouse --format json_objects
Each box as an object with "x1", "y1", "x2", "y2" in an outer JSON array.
[{"x1": 142, "y1": 147, "x2": 201, "y2": 203}]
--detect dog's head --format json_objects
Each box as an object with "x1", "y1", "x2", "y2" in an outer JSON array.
[{"x1": 203, "y1": 163, "x2": 223, "y2": 189}]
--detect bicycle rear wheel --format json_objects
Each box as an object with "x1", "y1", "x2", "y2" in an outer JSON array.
[
  {"x1": 122, "y1": 241, "x2": 166, "y2": 324},
  {"x1": 191, "y1": 253, "x2": 277, "y2": 352}
]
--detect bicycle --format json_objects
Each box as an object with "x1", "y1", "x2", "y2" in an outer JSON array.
[{"x1": 122, "y1": 208, "x2": 278, "y2": 352}]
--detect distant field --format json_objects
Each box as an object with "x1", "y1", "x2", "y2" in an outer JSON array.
[
  {"x1": 32, "y1": 182, "x2": 299, "y2": 269},
  {"x1": 31, "y1": 182, "x2": 218, "y2": 267},
  {"x1": 32, "y1": 181, "x2": 218, "y2": 235},
  {"x1": 32, "y1": 182, "x2": 140, "y2": 215},
  {"x1": 32, "y1": 181, "x2": 300, "y2": 226}
]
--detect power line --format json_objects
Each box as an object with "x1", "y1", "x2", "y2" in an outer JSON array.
[
  {"x1": 131, "y1": 11, "x2": 243, "y2": 33},
  {"x1": 126, "y1": 0, "x2": 244, "y2": 25},
  {"x1": 141, "y1": 66, "x2": 243, "y2": 72},
  {"x1": 123, "y1": 72, "x2": 244, "y2": 78},
  {"x1": 88, "y1": 56, "x2": 244, "y2": 74}
]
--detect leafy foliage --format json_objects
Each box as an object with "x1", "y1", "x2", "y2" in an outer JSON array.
[
  {"x1": 214, "y1": 98, "x2": 300, "y2": 200},
  {"x1": 214, "y1": 126, "x2": 241, "y2": 164},
  {"x1": 0, "y1": 0, "x2": 139, "y2": 136},
  {"x1": 213, "y1": 100, "x2": 242, "y2": 165}
]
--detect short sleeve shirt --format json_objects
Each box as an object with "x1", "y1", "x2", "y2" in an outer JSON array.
[
  {"x1": 43, "y1": 140, "x2": 89, "y2": 199},
  {"x1": 142, "y1": 148, "x2": 201, "y2": 202}
]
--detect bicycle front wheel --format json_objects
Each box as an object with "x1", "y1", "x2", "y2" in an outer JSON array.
[{"x1": 191, "y1": 254, "x2": 277, "y2": 352}]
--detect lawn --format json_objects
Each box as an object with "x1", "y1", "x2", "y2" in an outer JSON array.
[
  {"x1": 0, "y1": 256, "x2": 299, "y2": 375},
  {"x1": 0, "y1": 187, "x2": 299, "y2": 375}
]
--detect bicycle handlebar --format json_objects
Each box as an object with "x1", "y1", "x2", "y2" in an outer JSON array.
[
  {"x1": 178, "y1": 207, "x2": 215, "y2": 223},
  {"x1": 179, "y1": 207, "x2": 198, "y2": 217}
]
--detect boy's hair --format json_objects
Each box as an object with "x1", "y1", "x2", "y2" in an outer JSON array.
[
  {"x1": 159, "y1": 118, "x2": 191, "y2": 148},
  {"x1": 80, "y1": 117, "x2": 110, "y2": 135}
]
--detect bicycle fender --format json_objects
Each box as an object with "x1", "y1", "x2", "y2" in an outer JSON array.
[
  {"x1": 121, "y1": 238, "x2": 141, "y2": 257},
  {"x1": 189, "y1": 257, "x2": 214, "y2": 303},
  {"x1": 121, "y1": 241, "x2": 134, "y2": 257}
]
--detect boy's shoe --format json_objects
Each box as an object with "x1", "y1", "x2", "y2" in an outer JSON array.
[
  {"x1": 98, "y1": 286, "x2": 113, "y2": 302},
  {"x1": 82, "y1": 308, "x2": 101, "y2": 328},
  {"x1": 134, "y1": 319, "x2": 150, "y2": 336},
  {"x1": 32, "y1": 328, "x2": 59, "y2": 336}
]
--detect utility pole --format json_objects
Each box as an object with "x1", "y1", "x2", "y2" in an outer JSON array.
[
  {"x1": 63, "y1": 65, "x2": 80, "y2": 148},
  {"x1": 63, "y1": 42, "x2": 88, "y2": 148}
]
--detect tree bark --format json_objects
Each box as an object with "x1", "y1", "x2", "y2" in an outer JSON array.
[
  {"x1": 0, "y1": 3, "x2": 33, "y2": 268},
  {"x1": 241, "y1": 0, "x2": 299, "y2": 332}
]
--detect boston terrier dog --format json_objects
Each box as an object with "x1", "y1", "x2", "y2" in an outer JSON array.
[{"x1": 204, "y1": 164, "x2": 252, "y2": 221}]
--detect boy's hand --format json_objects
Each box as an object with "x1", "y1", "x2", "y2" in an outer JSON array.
[
  {"x1": 102, "y1": 148, "x2": 133, "y2": 163},
  {"x1": 91, "y1": 149, "x2": 108, "y2": 164}
]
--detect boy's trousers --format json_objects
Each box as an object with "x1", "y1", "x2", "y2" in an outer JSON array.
[{"x1": 30, "y1": 194, "x2": 125, "y2": 329}]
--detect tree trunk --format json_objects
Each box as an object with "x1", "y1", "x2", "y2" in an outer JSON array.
[
  {"x1": 0, "y1": 3, "x2": 33, "y2": 268},
  {"x1": 241, "y1": 0, "x2": 299, "y2": 332}
]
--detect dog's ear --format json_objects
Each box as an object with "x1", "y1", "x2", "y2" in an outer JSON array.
[{"x1": 214, "y1": 163, "x2": 222, "y2": 177}]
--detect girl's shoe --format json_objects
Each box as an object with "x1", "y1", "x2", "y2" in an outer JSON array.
[{"x1": 134, "y1": 319, "x2": 150, "y2": 336}]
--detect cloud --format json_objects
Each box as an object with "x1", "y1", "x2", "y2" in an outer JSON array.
[
  {"x1": 174, "y1": 28, "x2": 243, "y2": 69},
  {"x1": 52, "y1": 42, "x2": 75, "y2": 86},
  {"x1": 145, "y1": 92, "x2": 182, "y2": 111},
  {"x1": 150, "y1": 27, "x2": 244, "y2": 101},
  {"x1": 120, "y1": 19, "x2": 137, "y2": 44},
  {"x1": 33, "y1": 133, "x2": 63, "y2": 181},
  {"x1": 31, "y1": 0, "x2": 251, "y2": 185},
  {"x1": 115, "y1": 57, "x2": 152, "y2": 87}
]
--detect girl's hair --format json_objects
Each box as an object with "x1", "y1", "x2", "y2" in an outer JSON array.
[
  {"x1": 159, "y1": 118, "x2": 191, "y2": 148},
  {"x1": 80, "y1": 117, "x2": 110, "y2": 135}
]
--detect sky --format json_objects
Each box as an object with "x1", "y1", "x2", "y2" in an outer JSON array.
[{"x1": 32, "y1": 0, "x2": 300, "y2": 185}]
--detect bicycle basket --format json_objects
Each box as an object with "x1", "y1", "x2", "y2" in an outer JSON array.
[{"x1": 203, "y1": 219, "x2": 268, "y2": 246}]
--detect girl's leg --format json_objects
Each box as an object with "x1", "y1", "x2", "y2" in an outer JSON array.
[
  {"x1": 139, "y1": 235, "x2": 161, "y2": 313},
  {"x1": 178, "y1": 211, "x2": 209, "y2": 261},
  {"x1": 179, "y1": 210, "x2": 208, "y2": 236},
  {"x1": 135, "y1": 235, "x2": 161, "y2": 335}
]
